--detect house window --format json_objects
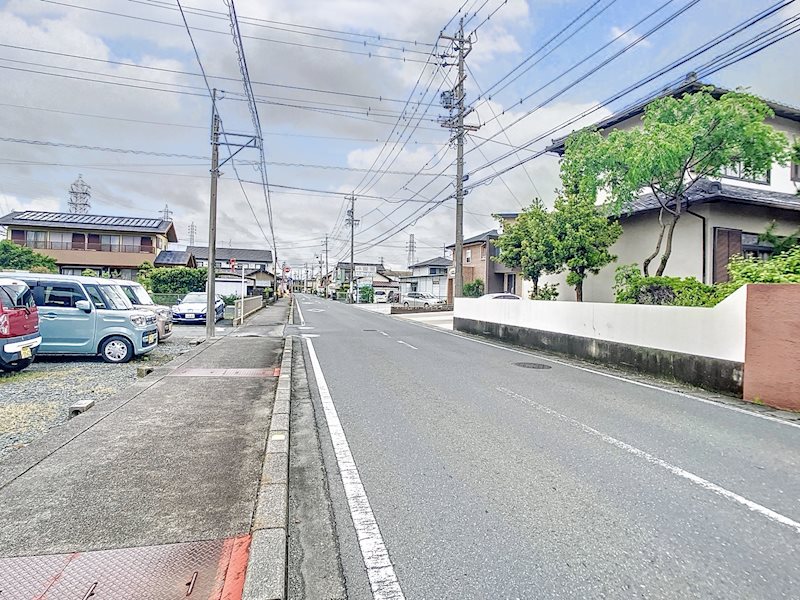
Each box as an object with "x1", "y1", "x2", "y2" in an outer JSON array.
[
  {"x1": 25, "y1": 230, "x2": 47, "y2": 249},
  {"x1": 49, "y1": 232, "x2": 72, "y2": 250},
  {"x1": 721, "y1": 162, "x2": 770, "y2": 184},
  {"x1": 480, "y1": 245, "x2": 486, "y2": 260},
  {"x1": 100, "y1": 235, "x2": 120, "y2": 252},
  {"x1": 465, "y1": 248, "x2": 472, "y2": 264},
  {"x1": 122, "y1": 236, "x2": 139, "y2": 252},
  {"x1": 791, "y1": 162, "x2": 800, "y2": 183}
]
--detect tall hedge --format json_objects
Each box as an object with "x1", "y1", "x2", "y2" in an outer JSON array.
[{"x1": 148, "y1": 267, "x2": 208, "y2": 294}]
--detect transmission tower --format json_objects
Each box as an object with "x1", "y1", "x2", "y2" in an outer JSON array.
[
  {"x1": 68, "y1": 174, "x2": 91, "y2": 214},
  {"x1": 406, "y1": 233, "x2": 417, "y2": 267},
  {"x1": 161, "y1": 203, "x2": 173, "y2": 221},
  {"x1": 188, "y1": 221, "x2": 197, "y2": 246}
]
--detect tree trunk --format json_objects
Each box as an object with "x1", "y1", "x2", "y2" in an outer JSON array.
[
  {"x1": 643, "y1": 219, "x2": 667, "y2": 276},
  {"x1": 655, "y1": 213, "x2": 681, "y2": 276},
  {"x1": 532, "y1": 277, "x2": 539, "y2": 296},
  {"x1": 575, "y1": 280, "x2": 583, "y2": 302}
]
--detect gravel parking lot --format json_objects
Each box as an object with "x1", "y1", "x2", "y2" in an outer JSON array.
[{"x1": 0, "y1": 322, "x2": 232, "y2": 459}]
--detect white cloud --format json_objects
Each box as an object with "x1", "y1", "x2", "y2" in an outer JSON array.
[{"x1": 610, "y1": 26, "x2": 652, "y2": 48}]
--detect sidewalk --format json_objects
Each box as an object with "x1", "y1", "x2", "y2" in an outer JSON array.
[{"x1": 0, "y1": 299, "x2": 290, "y2": 599}]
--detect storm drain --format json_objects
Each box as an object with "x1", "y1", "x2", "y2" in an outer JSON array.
[
  {"x1": 513, "y1": 362, "x2": 552, "y2": 370},
  {"x1": 0, "y1": 536, "x2": 250, "y2": 599}
]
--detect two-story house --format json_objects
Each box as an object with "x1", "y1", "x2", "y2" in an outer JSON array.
[
  {"x1": 446, "y1": 226, "x2": 523, "y2": 301},
  {"x1": 186, "y1": 246, "x2": 273, "y2": 272},
  {"x1": 0, "y1": 210, "x2": 177, "y2": 279},
  {"x1": 544, "y1": 81, "x2": 800, "y2": 302},
  {"x1": 399, "y1": 256, "x2": 452, "y2": 299}
]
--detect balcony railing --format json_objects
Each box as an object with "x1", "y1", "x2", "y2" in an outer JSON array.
[{"x1": 15, "y1": 240, "x2": 155, "y2": 253}]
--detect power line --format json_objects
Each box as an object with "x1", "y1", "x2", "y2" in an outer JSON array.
[
  {"x1": 0, "y1": 136, "x2": 208, "y2": 159},
  {"x1": 40, "y1": 0, "x2": 430, "y2": 64},
  {"x1": 127, "y1": 0, "x2": 436, "y2": 53}
]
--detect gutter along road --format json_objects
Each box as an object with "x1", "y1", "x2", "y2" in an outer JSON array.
[{"x1": 293, "y1": 295, "x2": 800, "y2": 600}]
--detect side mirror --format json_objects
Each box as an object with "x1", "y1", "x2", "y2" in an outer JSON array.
[{"x1": 75, "y1": 300, "x2": 92, "y2": 313}]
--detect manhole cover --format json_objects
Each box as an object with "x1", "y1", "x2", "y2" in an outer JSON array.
[{"x1": 513, "y1": 362, "x2": 552, "y2": 370}]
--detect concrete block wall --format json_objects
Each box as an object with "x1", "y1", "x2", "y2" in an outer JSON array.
[{"x1": 455, "y1": 285, "x2": 800, "y2": 410}]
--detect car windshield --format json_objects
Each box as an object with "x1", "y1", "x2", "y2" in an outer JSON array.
[
  {"x1": 121, "y1": 284, "x2": 153, "y2": 306},
  {"x1": 0, "y1": 283, "x2": 34, "y2": 309},
  {"x1": 99, "y1": 285, "x2": 135, "y2": 310},
  {"x1": 182, "y1": 292, "x2": 207, "y2": 304}
]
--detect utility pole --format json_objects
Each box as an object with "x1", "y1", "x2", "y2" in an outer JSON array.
[
  {"x1": 345, "y1": 195, "x2": 359, "y2": 303},
  {"x1": 206, "y1": 88, "x2": 220, "y2": 340},
  {"x1": 440, "y1": 18, "x2": 478, "y2": 299},
  {"x1": 304, "y1": 262, "x2": 309, "y2": 293},
  {"x1": 324, "y1": 234, "x2": 329, "y2": 296}
]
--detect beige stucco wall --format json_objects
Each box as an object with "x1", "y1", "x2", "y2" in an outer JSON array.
[{"x1": 533, "y1": 202, "x2": 800, "y2": 303}]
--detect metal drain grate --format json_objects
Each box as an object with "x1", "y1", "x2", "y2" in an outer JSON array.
[{"x1": 513, "y1": 362, "x2": 552, "y2": 370}]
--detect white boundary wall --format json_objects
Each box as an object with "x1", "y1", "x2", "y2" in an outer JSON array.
[{"x1": 455, "y1": 286, "x2": 747, "y2": 362}]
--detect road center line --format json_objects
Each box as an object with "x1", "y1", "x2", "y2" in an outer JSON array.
[
  {"x1": 378, "y1": 331, "x2": 389, "y2": 337},
  {"x1": 497, "y1": 386, "x2": 800, "y2": 535},
  {"x1": 305, "y1": 339, "x2": 405, "y2": 600},
  {"x1": 396, "y1": 340, "x2": 418, "y2": 350}
]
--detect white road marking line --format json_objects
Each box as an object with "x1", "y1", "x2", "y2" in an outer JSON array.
[
  {"x1": 378, "y1": 331, "x2": 389, "y2": 336},
  {"x1": 396, "y1": 340, "x2": 418, "y2": 350},
  {"x1": 295, "y1": 298, "x2": 306, "y2": 326},
  {"x1": 305, "y1": 339, "x2": 405, "y2": 600},
  {"x1": 497, "y1": 386, "x2": 800, "y2": 534},
  {"x1": 400, "y1": 319, "x2": 800, "y2": 431}
]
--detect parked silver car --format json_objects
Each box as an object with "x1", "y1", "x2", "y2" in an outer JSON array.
[
  {"x1": 115, "y1": 280, "x2": 173, "y2": 340},
  {"x1": 402, "y1": 292, "x2": 447, "y2": 307}
]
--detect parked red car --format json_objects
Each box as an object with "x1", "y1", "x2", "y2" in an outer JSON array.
[{"x1": 0, "y1": 278, "x2": 41, "y2": 372}]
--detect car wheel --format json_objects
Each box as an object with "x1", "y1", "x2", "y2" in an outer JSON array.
[
  {"x1": 403, "y1": 302, "x2": 409, "y2": 307},
  {"x1": 0, "y1": 357, "x2": 34, "y2": 372},
  {"x1": 423, "y1": 303, "x2": 430, "y2": 307},
  {"x1": 100, "y1": 336, "x2": 134, "y2": 364}
]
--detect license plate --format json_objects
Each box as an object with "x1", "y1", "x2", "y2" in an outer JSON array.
[
  {"x1": 20, "y1": 346, "x2": 32, "y2": 359},
  {"x1": 165, "y1": 323, "x2": 172, "y2": 332},
  {"x1": 147, "y1": 333, "x2": 158, "y2": 344},
  {"x1": 186, "y1": 313, "x2": 195, "y2": 319}
]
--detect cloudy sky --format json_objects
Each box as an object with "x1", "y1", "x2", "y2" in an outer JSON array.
[{"x1": 1, "y1": 0, "x2": 798, "y2": 272}]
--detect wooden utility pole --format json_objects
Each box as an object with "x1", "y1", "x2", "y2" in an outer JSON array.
[{"x1": 345, "y1": 195, "x2": 358, "y2": 303}]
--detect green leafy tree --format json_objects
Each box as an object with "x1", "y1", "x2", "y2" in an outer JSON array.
[
  {"x1": 493, "y1": 199, "x2": 560, "y2": 295},
  {"x1": 0, "y1": 240, "x2": 58, "y2": 272},
  {"x1": 81, "y1": 268, "x2": 99, "y2": 277},
  {"x1": 758, "y1": 221, "x2": 799, "y2": 254},
  {"x1": 137, "y1": 261, "x2": 154, "y2": 290},
  {"x1": 550, "y1": 195, "x2": 622, "y2": 302},
  {"x1": 561, "y1": 88, "x2": 789, "y2": 276}
]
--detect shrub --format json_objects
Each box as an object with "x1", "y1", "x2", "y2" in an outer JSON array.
[
  {"x1": 0, "y1": 240, "x2": 57, "y2": 272},
  {"x1": 359, "y1": 286, "x2": 374, "y2": 303},
  {"x1": 148, "y1": 267, "x2": 208, "y2": 294},
  {"x1": 82, "y1": 269, "x2": 99, "y2": 277},
  {"x1": 727, "y1": 246, "x2": 800, "y2": 283},
  {"x1": 530, "y1": 282, "x2": 559, "y2": 300},
  {"x1": 463, "y1": 278, "x2": 484, "y2": 297},
  {"x1": 220, "y1": 294, "x2": 239, "y2": 306},
  {"x1": 613, "y1": 264, "x2": 729, "y2": 307}
]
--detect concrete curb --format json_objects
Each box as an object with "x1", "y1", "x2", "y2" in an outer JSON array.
[{"x1": 242, "y1": 333, "x2": 292, "y2": 600}]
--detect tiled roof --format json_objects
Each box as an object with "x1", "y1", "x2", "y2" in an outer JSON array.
[
  {"x1": 446, "y1": 229, "x2": 498, "y2": 249},
  {"x1": 153, "y1": 250, "x2": 195, "y2": 266},
  {"x1": 626, "y1": 179, "x2": 800, "y2": 216},
  {"x1": 0, "y1": 210, "x2": 178, "y2": 241},
  {"x1": 409, "y1": 256, "x2": 452, "y2": 268},
  {"x1": 187, "y1": 246, "x2": 273, "y2": 263},
  {"x1": 547, "y1": 80, "x2": 800, "y2": 155}
]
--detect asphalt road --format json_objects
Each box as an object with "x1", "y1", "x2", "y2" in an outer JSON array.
[{"x1": 293, "y1": 295, "x2": 800, "y2": 600}]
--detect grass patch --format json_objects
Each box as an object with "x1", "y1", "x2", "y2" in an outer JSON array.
[{"x1": 0, "y1": 402, "x2": 59, "y2": 434}]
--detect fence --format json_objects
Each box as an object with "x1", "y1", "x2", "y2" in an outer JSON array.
[
  {"x1": 454, "y1": 284, "x2": 800, "y2": 410},
  {"x1": 234, "y1": 295, "x2": 264, "y2": 325},
  {"x1": 150, "y1": 293, "x2": 182, "y2": 306}
]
